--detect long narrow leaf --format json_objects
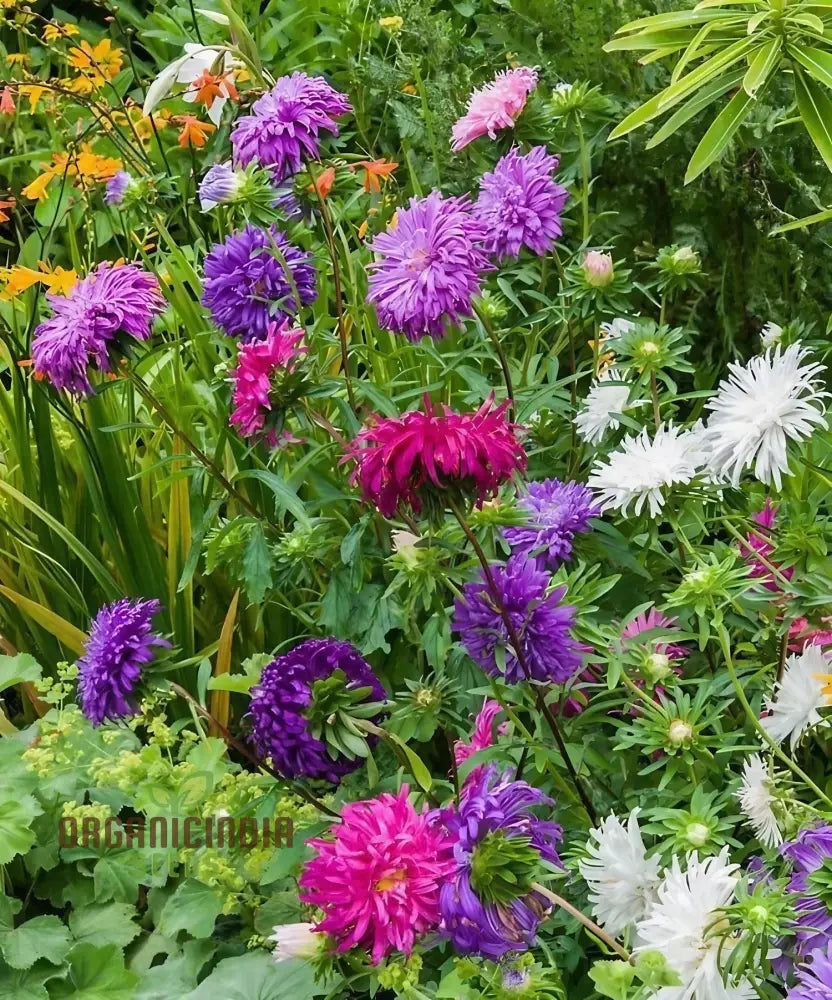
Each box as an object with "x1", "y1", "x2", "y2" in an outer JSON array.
[
  {"x1": 647, "y1": 71, "x2": 743, "y2": 148},
  {"x1": 794, "y1": 67, "x2": 832, "y2": 172},
  {"x1": 685, "y1": 87, "x2": 757, "y2": 182},
  {"x1": 742, "y1": 37, "x2": 781, "y2": 96},
  {"x1": 0, "y1": 586, "x2": 87, "y2": 654}
]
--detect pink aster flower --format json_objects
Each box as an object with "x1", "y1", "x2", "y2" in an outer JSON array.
[
  {"x1": 454, "y1": 699, "x2": 508, "y2": 767},
  {"x1": 229, "y1": 321, "x2": 306, "y2": 441},
  {"x1": 346, "y1": 395, "x2": 527, "y2": 519},
  {"x1": 451, "y1": 67, "x2": 538, "y2": 152},
  {"x1": 788, "y1": 617, "x2": 832, "y2": 654},
  {"x1": 740, "y1": 498, "x2": 794, "y2": 593},
  {"x1": 299, "y1": 786, "x2": 455, "y2": 964},
  {"x1": 621, "y1": 607, "x2": 689, "y2": 660}
]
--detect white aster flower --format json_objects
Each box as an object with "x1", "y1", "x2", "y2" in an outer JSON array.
[
  {"x1": 268, "y1": 922, "x2": 319, "y2": 963},
  {"x1": 578, "y1": 809, "x2": 662, "y2": 936},
  {"x1": 701, "y1": 344, "x2": 827, "y2": 489},
  {"x1": 143, "y1": 44, "x2": 239, "y2": 126},
  {"x1": 759, "y1": 322, "x2": 783, "y2": 350},
  {"x1": 761, "y1": 644, "x2": 830, "y2": 750},
  {"x1": 600, "y1": 316, "x2": 636, "y2": 341},
  {"x1": 635, "y1": 849, "x2": 751, "y2": 1000},
  {"x1": 737, "y1": 754, "x2": 781, "y2": 848},
  {"x1": 575, "y1": 372, "x2": 631, "y2": 445},
  {"x1": 588, "y1": 424, "x2": 702, "y2": 517}
]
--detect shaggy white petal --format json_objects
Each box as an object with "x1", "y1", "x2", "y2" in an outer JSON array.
[
  {"x1": 737, "y1": 754, "x2": 781, "y2": 848},
  {"x1": 579, "y1": 809, "x2": 662, "y2": 936},
  {"x1": 588, "y1": 424, "x2": 702, "y2": 517},
  {"x1": 761, "y1": 644, "x2": 829, "y2": 750},
  {"x1": 600, "y1": 317, "x2": 636, "y2": 341},
  {"x1": 702, "y1": 344, "x2": 827, "y2": 489},
  {"x1": 575, "y1": 372, "x2": 631, "y2": 445},
  {"x1": 759, "y1": 322, "x2": 782, "y2": 350}
]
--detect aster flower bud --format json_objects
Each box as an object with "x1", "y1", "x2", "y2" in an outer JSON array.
[
  {"x1": 582, "y1": 250, "x2": 614, "y2": 288},
  {"x1": 668, "y1": 718, "x2": 693, "y2": 746},
  {"x1": 199, "y1": 161, "x2": 242, "y2": 210},
  {"x1": 268, "y1": 922, "x2": 321, "y2": 963}
]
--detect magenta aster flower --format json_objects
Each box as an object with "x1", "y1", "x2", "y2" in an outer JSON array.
[
  {"x1": 621, "y1": 607, "x2": 689, "y2": 660},
  {"x1": 474, "y1": 146, "x2": 568, "y2": 260},
  {"x1": 451, "y1": 67, "x2": 538, "y2": 152},
  {"x1": 32, "y1": 262, "x2": 164, "y2": 395},
  {"x1": 229, "y1": 320, "x2": 306, "y2": 441},
  {"x1": 438, "y1": 765, "x2": 562, "y2": 959},
  {"x1": 248, "y1": 638, "x2": 386, "y2": 784},
  {"x1": 503, "y1": 478, "x2": 599, "y2": 570},
  {"x1": 787, "y1": 944, "x2": 832, "y2": 1000},
  {"x1": 77, "y1": 598, "x2": 170, "y2": 726},
  {"x1": 740, "y1": 498, "x2": 793, "y2": 592},
  {"x1": 202, "y1": 224, "x2": 317, "y2": 341},
  {"x1": 454, "y1": 699, "x2": 507, "y2": 768},
  {"x1": 453, "y1": 555, "x2": 584, "y2": 685},
  {"x1": 366, "y1": 191, "x2": 493, "y2": 342},
  {"x1": 299, "y1": 786, "x2": 455, "y2": 963},
  {"x1": 347, "y1": 395, "x2": 526, "y2": 518},
  {"x1": 231, "y1": 72, "x2": 351, "y2": 182}
]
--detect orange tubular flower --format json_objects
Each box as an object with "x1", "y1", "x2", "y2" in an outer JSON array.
[
  {"x1": 189, "y1": 69, "x2": 238, "y2": 110},
  {"x1": 355, "y1": 158, "x2": 399, "y2": 193},
  {"x1": 0, "y1": 87, "x2": 14, "y2": 114},
  {"x1": 174, "y1": 115, "x2": 216, "y2": 148},
  {"x1": 0, "y1": 198, "x2": 15, "y2": 222},
  {"x1": 308, "y1": 166, "x2": 336, "y2": 200}
]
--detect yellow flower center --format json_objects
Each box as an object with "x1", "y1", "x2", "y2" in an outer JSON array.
[{"x1": 375, "y1": 869, "x2": 406, "y2": 891}]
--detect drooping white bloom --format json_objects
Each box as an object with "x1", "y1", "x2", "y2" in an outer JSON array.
[
  {"x1": 759, "y1": 322, "x2": 783, "y2": 350},
  {"x1": 575, "y1": 372, "x2": 631, "y2": 445},
  {"x1": 268, "y1": 922, "x2": 319, "y2": 963},
  {"x1": 635, "y1": 849, "x2": 752, "y2": 1000},
  {"x1": 761, "y1": 644, "x2": 829, "y2": 750},
  {"x1": 737, "y1": 754, "x2": 781, "y2": 848},
  {"x1": 702, "y1": 344, "x2": 827, "y2": 489},
  {"x1": 143, "y1": 44, "x2": 238, "y2": 126},
  {"x1": 578, "y1": 810, "x2": 662, "y2": 936},
  {"x1": 601, "y1": 317, "x2": 636, "y2": 341},
  {"x1": 588, "y1": 424, "x2": 702, "y2": 517}
]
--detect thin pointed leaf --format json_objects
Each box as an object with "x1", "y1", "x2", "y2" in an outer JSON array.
[
  {"x1": 794, "y1": 67, "x2": 832, "y2": 172},
  {"x1": 685, "y1": 87, "x2": 757, "y2": 183},
  {"x1": 743, "y1": 37, "x2": 782, "y2": 95},
  {"x1": 790, "y1": 45, "x2": 832, "y2": 92},
  {"x1": 647, "y1": 71, "x2": 743, "y2": 148},
  {"x1": 770, "y1": 207, "x2": 832, "y2": 233}
]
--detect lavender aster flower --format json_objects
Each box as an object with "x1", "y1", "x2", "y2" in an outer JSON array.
[
  {"x1": 782, "y1": 826, "x2": 832, "y2": 958},
  {"x1": 231, "y1": 72, "x2": 351, "y2": 182},
  {"x1": 199, "y1": 162, "x2": 241, "y2": 210},
  {"x1": 438, "y1": 765, "x2": 562, "y2": 959},
  {"x1": 77, "y1": 598, "x2": 169, "y2": 726},
  {"x1": 248, "y1": 638, "x2": 386, "y2": 784},
  {"x1": 104, "y1": 170, "x2": 132, "y2": 206},
  {"x1": 474, "y1": 146, "x2": 568, "y2": 260},
  {"x1": 503, "y1": 478, "x2": 599, "y2": 569},
  {"x1": 787, "y1": 944, "x2": 832, "y2": 1000},
  {"x1": 32, "y1": 262, "x2": 165, "y2": 395},
  {"x1": 453, "y1": 555, "x2": 583, "y2": 685},
  {"x1": 366, "y1": 191, "x2": 493, "y2": 342},
  {"x1": 202, "y1": 224, "x2": 317, "y2": 341}
]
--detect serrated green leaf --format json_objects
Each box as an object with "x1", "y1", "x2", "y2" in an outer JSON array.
[
  {"x1": 50, "y1": 943, "x2": 137, "y2": 1000},
  {"x1": 0, "y1": 917, "x2": 71, "y2": 969},
  {"x1": 157, "y1": 880, "x2": 223, "y2": 939},
  {"x1": 69, "y1": 903, "x2": 140, "y2": 950}
]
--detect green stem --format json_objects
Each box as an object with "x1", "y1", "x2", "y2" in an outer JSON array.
[
  {"x1": 575, "y1": 117, "x2": 591, "y2": 242},
  {"x1": 474, "y1": 302, "x2": 514, "y2": 419},
  {"x1": 532, "y1": 882, "x2": 631, "y2": 961}
]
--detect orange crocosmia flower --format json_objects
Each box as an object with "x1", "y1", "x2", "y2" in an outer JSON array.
[
  {"x1": 5, "y1": 54, "x2": 29, "y2": 68},
  {"x1": 75, "y1": 149, "x2": 121, "y2": 181},
  {"x1": 22, "y1": 172, "x2": 52, "y2": 201},
  {"x1": 355, "y1": 158, "x2": 399, "y2": 193},
  {"x1": 308, "y1": 166, "x2": 335, "y2": 199},
  {"x1": 1, "y1": 266, "x2": 42, "y2": 298},
  {"x1": 401, "y1": 83, "x2": 417, "y2": 95},
  {"x1": 43, "y1": 22, "x2": 80, "y2": 43},
  {"x1": 174, "y1": 115, "x2": 216, "y2": 148},
  {"x1": 189, "y1": 69, "x2": 238, "y2": 110},
  {"x1": 0, "y1": 198, "x2": 15, "y2": 222},
  {"x1": 69, "y1": 39, "x2": 123, "y2": 84},
  {"x1": 38, "y1": 264, "x2": 78, "y2": 295},
  {"x1": 0, "y1": 87, "x2": 14, "y2": 114},
  {"x1": 18, "y1": 84, "x2": 49, "y2": 112}
]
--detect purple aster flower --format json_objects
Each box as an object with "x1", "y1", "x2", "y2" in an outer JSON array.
[
  {"x1": 104, "y1": 170, "x2": 132, "y2": 206},
  {"x1": 453, "y1": 555, "x2": 584, "y2": 685},
  {"x1": 438, "y1": 765, "x2": 562, "y2": 959},
  {"x1": 199, "y1": 162, "x2": 241, "y2": 211},
  {"x1": 32, "y1": 262, "x2": 165, "y2": 395},
  {"x1": 782, "y1": 826, "x2": 832, "y2": 958},
  {"x1": 248, "y1": 638, "x2": 386, "y2": 784},
  {"x1": 202, "y1": 224, "x2": 317, "y2": 341},
  {"x1": 231, "y1": 72, "x2": 351, "y2": 182},
  {"x1": 474, "y1": 146, "x2": 568, "y2": 260},
  {"x1": 366, "y1": 191, "x2": 493, "y2": 342},
  {"x1": 503, "y1": 478, "x2": 599, "y2": 569},
  {"x1": 787, "y1": 944, "x2": 832, "y2": 1000},
  {"x1": 77, "y1": 598, "x2": 170, "y2": 726}
]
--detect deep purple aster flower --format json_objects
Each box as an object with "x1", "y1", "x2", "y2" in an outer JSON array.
[
  {"x1": 77, "y1": 598, "x2": 169, "y2": 726},
  {"x1": 202, "y1": 224, "x2": 317, "y2": 341},
  {"x1": 104, "y1": 170, "x2": 132, "y2": 206},
  {"x1": 366, "y1": 191, "x2": 493, "y2": 342},
  {"x1": 231, "y1": 72, "x2": 351, "y2": 182},
  {"x1": 199, "y1": 162, "x2": 241, "y2": 211},
  {"x1": 474, "y1": 146, "x2": 568, "y2": 261},
  {"x1": 453, "y1": 555, "x2": 584, "y2": 685},
  {"x1": 32, "y1": 262, "x2": 165, "y2": 395},
  {"x1": 248, "y1": 638, "x2": 386, "y2": 784},
  {"x1": 782, "y1": 826, "x2": 832, "y2": 959},
  {"x1": 787, "y1": 944, "x2": 832, "y2": 1000},
  {"x1": 503, "y1": 478, "x2": 599, "y2": 569},
  {"x1": 438, "y1": 765, "x2": 562, "y2": 959}
]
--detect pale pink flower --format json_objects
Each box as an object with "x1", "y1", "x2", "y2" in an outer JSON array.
[
  {"x1": 451, "y1": 67, "x2": 538, "y2": 152},
  {"x1": 583, "y1": 250, "x2": 614, "y2": 288}
]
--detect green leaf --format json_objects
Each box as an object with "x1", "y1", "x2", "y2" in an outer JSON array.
[
  {"x1": 646, "y1": 71, "x2": 743, "y2": 148},
  {"x1": 0, "y1": 655, "x2": 41, "y2": 693},
  {"x1": 742, "y1": 37, "x2": 782, "y2": 96},
  {"x1": 50, "y1": 943, "x2": 138, "y2": 1000},
  {"x1": 69, "y1": 903, "x2": 140, "y2": 949},
  {"x1": 157, "y1": 880, "x2": 223, "y2": 939},
  {"x1": 794, "y1": 67, "x2": 832, "y2": 171},
  {"x1": 685, "y1": 87, "x2": 756, "y2": 182},
  {"x1": 0, "y1": 797, "x2": 40, "y2": 864},
  {"x1": 770, "y1": 206, "x2": 832, "y2": 233},
  {"x1": 93, "y1": 852, "x2": 151, "y2": 903},
  {"x1": 0, "y1": 917, "x2": 71, "y2": 969},
  {"x1": 384, "y1": 731, "x2": 433, "y2": 792},
  {"x1": 242, "y1": 523, "x2": 273, "y2": 604},
  {"x1": 182, "y1": 952, "x2": 331, "y2": 999},
  {"x1": 790, "y1": 45, "x2": 832, "y2": 92},
  {"x1": 233, "y1": 469, "x2": 309, "y2": 524},
  {"x1": 0, "y1": 960, "x2": 62, "y2": 1000}
]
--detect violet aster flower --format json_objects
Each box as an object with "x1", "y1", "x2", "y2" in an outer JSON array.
[
  {"x1": 32, "y1": 262, "x2": 165, "y2": 395},
  {"x1": 202, "y1": 224, "x2": 317, "y2": 341},
  {"x1": 474, "y1": 147, "x2": 568, "y2": 260},
  {"x1": 231, "y1": 72, "x2": 351, "y2": 182},
  {"x1": 366, "y1": 191, "x2": 493, "y2": 342},
  {"x1": 248, "y1": 638, "x2": 386, "y2": 784},
  {"x1": 453, "y1": 555, "x2": 583, "y2": 685},
  {"x1": 438, "y1": 765, "x2": 562, "y2": 959},
  {"x1": 503, "y1": 478, "x2": 599, "y2": 569},
  {"x1": 104, "y1": 170, "x2": 132, "y2": 206},
  {"x1": 77, "y1": 598, "x2": 170, "y2": 726},
  {"x1": 782, "y1": 826, "x2": 832, "y2": 959},
  {"x1": 787, "y1": 944, "x2": 832, "y2": 1000},
  {"x1": 199, "y1": 161, "x2": 241, "y2": 210},
  {"x1": 452, "y1": 67, "x2": 538, "y2": 152}
]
